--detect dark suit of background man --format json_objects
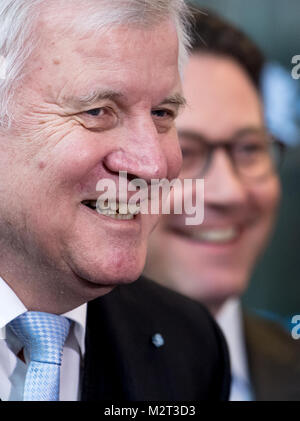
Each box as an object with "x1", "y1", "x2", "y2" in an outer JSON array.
[
  {"x1": 145, "y1": 6, "x2": 300, "y2": 401},
  {"x1": 0, "y1": 0, "x2": 230, "y2": 401}
]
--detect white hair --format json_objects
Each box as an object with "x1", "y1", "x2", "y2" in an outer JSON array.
[{"x1": 0, "y1": 0, "x2": 191, "y2": 128}]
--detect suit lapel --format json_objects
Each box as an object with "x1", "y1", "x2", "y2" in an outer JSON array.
[
  {"x1": 81, "y1": 285, "x2": 174, "y2": 400},
  {"x1": 243, "y1": 310, "x2": 300, "y2": 401}
]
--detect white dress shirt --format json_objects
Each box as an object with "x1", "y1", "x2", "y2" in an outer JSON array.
[
  {"x1": 0, "y1": 276, "x2": 87, "y2": 401},
  {"x1": 216, "y1": 298, "x2": 254, "y2": 401}
]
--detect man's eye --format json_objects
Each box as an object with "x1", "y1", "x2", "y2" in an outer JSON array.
[
  {"x1": 151, "y1": 109, "x2": 174, "y2": 119},
  {"x1": 85, "y1": 108, "x2": 104, "y2": 117},
  {"x1": 239, "y1": 143, "x2": 266, "y2": 154},
  {"x1": 80, "y1": 107, "x2": 117, "y2": 131}
]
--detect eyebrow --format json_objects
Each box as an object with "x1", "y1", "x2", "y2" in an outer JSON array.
[
  {"x1": 63, "y1": 89, "x2": 124, "y2": 108},
  {"x1": 158, "y1": 93, "x2": 187, "y2": 109},
  {"x1": 62, "y1": 89, "x2": 186, "y2": 111}
]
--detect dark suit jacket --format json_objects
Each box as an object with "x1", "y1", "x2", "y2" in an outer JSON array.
[
  {"x1": 81, "y1": 277, "x2": 231, "y2": 401},
  {"x1": 243, "y1": 311, "x2": 300, "y2": 401}
]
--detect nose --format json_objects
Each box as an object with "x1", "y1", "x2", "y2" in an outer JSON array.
[
  {"x1": 204, "y1": 149, "x2": 247, "y2": 208},
  {"x1": 104, "y1": 117, "x2": 169, "y2": 183}
]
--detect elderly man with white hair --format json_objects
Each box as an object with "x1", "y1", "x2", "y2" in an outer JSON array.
[{"x1": 0, "y1": 0, "x2": 230, "y2": 401}]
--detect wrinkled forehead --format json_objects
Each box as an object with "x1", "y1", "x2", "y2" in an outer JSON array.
[
  {"x1": 25, "y1": 7, "x2": 181, "y2": 108},
  {"x1": 35, "y1": 1, "x2": 179, "y2": 67}
]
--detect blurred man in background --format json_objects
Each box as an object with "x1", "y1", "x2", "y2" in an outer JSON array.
[{"x1": 145, "y1": 7, "x2": 300, "y2": 401}]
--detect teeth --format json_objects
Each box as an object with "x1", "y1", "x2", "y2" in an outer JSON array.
[
  {"x1": 97, "y1": 208, "x2": 134, "y2": 220},
  {"x1": 127, "y1": 204, "x2": 141, "y2": 215},
  {"x1": 192, "y1": 227, "x2": 238, "y2": 243},
  {"x1": 82, "y1": 199, "x2": 138, "y2": 220}
]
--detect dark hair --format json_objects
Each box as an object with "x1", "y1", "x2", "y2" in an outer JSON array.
[{"x1": 187, "y1": 5, "x2": 264, "y2": 88}]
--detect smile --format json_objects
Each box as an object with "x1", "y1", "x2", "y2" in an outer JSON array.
[
  {"x1": 81, "y1": 200, "x2": 140, "y2": 221},
  {"x1": 171, "y1": 226, "x2": 240, "y2": 244}
]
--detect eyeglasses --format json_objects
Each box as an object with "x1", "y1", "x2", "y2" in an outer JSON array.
[{"x1": 178, "y1": 129, "x2": 285, "y2": 180}]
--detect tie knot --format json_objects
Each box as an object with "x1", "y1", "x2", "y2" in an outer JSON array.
[{"x1": 9, "y1": 312, "x2": 71, "y2": 365}]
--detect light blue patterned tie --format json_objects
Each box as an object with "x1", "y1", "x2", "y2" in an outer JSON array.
[{"x1": 9, "y1": 311, "x2": 71, "y2": 401}]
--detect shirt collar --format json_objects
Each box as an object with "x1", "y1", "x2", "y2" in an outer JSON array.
[
  {"x1": 0, "y1": 276, "x2": 27, "y2": 338},
  {"x1": 0, "y1": 276, "x2": 87, "y2": 355},
  {"x1": 63, "y1": 304, "x2": 87, "y2": 356},
  {"x1": 216, "y1": 298, "x2": 250, "y2": 385}
]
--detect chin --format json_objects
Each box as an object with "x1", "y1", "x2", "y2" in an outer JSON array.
[
  {"x1": 204, "y1": 272, "x2": 250, "y2": 304},
  {"x1": 70, "y1": 246, "x2": 147, "y2": 289}
]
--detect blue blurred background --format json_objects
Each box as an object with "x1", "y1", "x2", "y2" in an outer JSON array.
[{"x1": 189, "y1": 0, "x2": 300, "y2": 327}]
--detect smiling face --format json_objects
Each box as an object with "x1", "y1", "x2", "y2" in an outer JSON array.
[
  {"x1": 145, "y1": 54, "x2": 280, "y2": 313},
  {"x1": 0, "y1": 8, "x2": 183, "y2": 312}
]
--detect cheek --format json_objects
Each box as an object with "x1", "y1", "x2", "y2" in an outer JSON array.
[
  {"x1": 45, "y1": 128, "x2": 116, "y2": 184},
  {"x1": 248, "y1": 176, "x2": 281, "y2": 216}
]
